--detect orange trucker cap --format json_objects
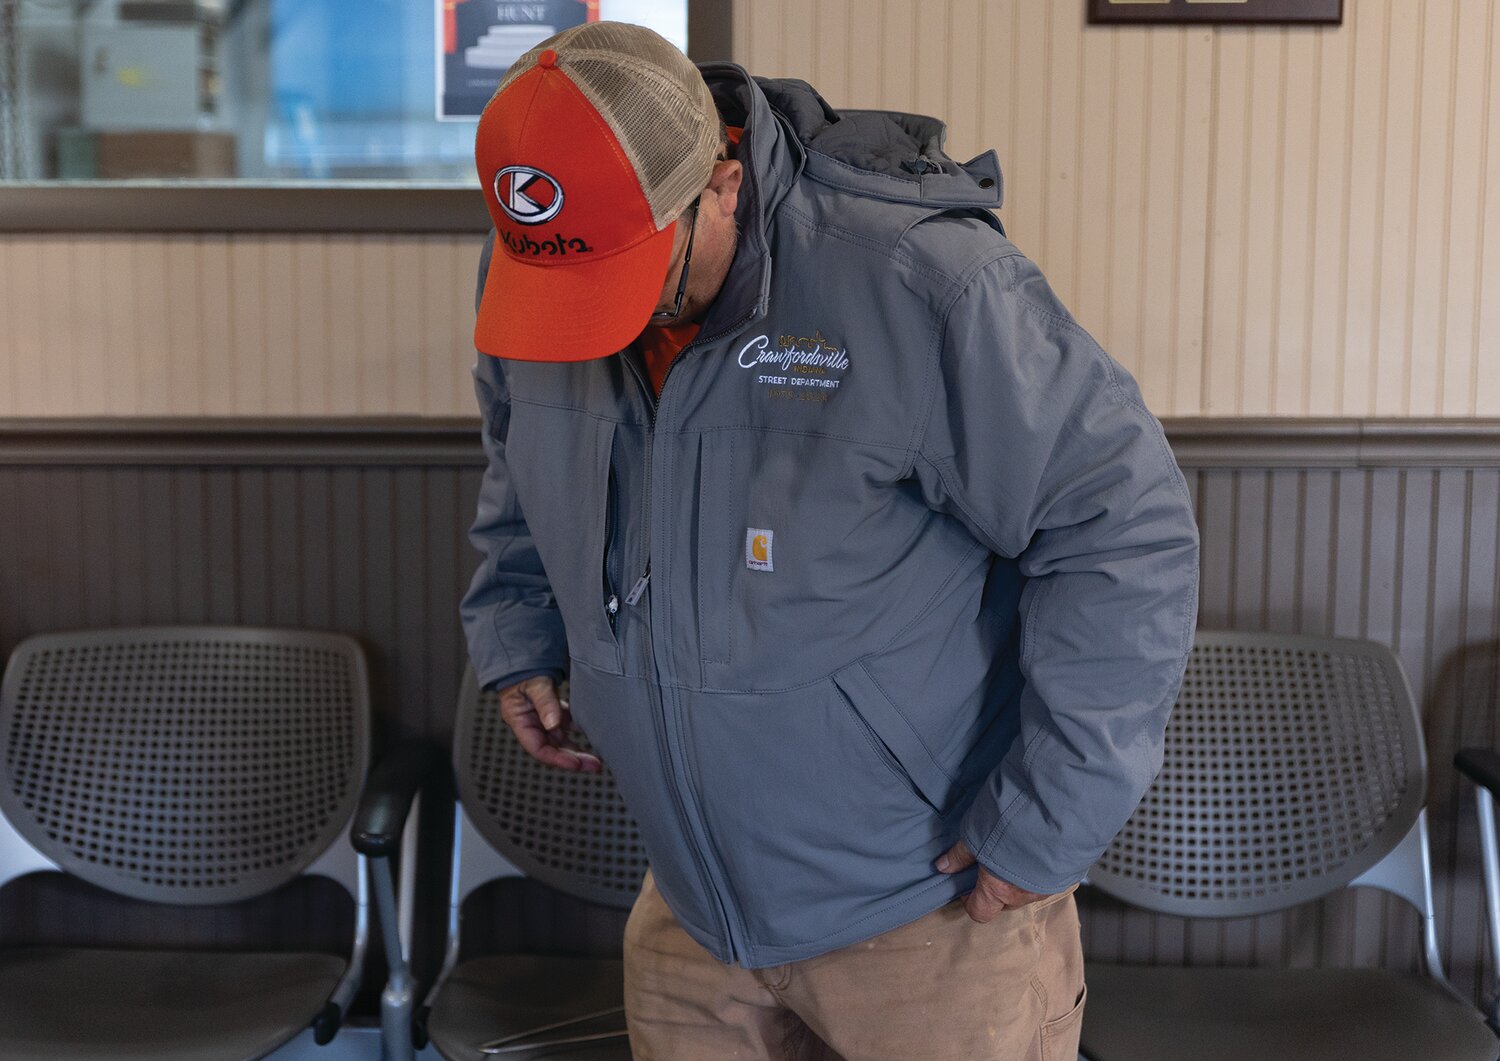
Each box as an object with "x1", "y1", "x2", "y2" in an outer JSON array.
[{"x1": 473, "y1": 22, "x2": 722, "y2": 362}]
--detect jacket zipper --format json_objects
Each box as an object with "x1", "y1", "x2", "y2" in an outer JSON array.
[
  {"x1": 603, "y1": 463, "x2": 620, "y2": 634},
  {"x1": 618, "y1": 335, "x2": 750, "y2": 966}
]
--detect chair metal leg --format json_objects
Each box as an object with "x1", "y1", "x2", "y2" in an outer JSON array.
[
  {"x1": 1477, "y1": 787, "x2": 1500, "y2": 1031},
  {"x1": 372, "y1": 854, "x2": 416, "y2": 1061},
  {"x1": 475, "y1": 1005, "x2": 628, "y2": 1054}
]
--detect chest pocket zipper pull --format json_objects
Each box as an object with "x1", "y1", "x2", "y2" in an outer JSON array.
[{"x1": 624, "y1": 562, "x2": 651, "y2": 606}]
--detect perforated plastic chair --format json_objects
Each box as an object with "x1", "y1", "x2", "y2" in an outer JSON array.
[
  {"x1": 1078, "y1": 630, "x2": 1497, "y2": 1061},
  {"x1": 0, "y1": 626, "x2": 373, "y2": 1061},
  {"x1": 359, "y1": 665, "x2": 646, "y2": 1061},
  {"x1": 1456, "y1": 747, "x2": 1500, "y2": 1033}
]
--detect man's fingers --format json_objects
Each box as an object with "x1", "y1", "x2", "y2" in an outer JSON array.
[
  {"x1": 540, "y1": 704, "x2": 603, "y2": 765},
  {"x1": 541, "y1": 704, "x2": 574, "y2": 743},
  {"x1": 540, "y1": 713, "x2": 604, "y2": 770},
  {"x1": 510, "y1": 711, "x2": 602, "y2": 771},
  {"x1": 497, "y1": 678, "x2": 603, "y2": 772},
  {"x1": 526, "y1": 677, "x2": 565, "y2": 730},
  {"x1": 963, "y1": 887, "x2": 1008, "y2": 924},
  {"x1": 935, "y1": 839, "x2": 976, "y2": 873},
  {"x1": 934, "y1": 840, "x2": 1044, "y2": 923},
  {"x1": 496, "y1": 675, "x2": 563, "y2": 732}
]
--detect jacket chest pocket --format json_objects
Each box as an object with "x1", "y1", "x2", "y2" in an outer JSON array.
[
  {"x1": 693, "y1": 428, "x2": 940, "y2": 688},
  {"x1": 508, "y1": 403, "x2": 622, "y2": 674},
  {"x1": 695, "y1": 432, "x2": 738, "y2": 666}
]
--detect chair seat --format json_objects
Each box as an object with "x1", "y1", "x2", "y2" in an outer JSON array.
[
  {"x1": 0, "y1": 944, "x2": 347, "y2": 1061},
  {"x1": 1081, "y1": 963, "x2": 1498, "y2": 1061},
  {"x1": 428, "y1": 953, "x2": 630, "y2": 1061}
]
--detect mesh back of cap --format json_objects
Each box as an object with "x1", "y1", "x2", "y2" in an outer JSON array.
[
  {"x1": 1087, "y1": 631, "x2": 1426, "y2": 918},
  {"x1": 0, "y1": 627, "x2": 370, "y2": 905},
  {"x1": 453, "y1": 667, "x2": 647, "y2": 910},
  {"x1": 492, "y1": 21, "x2": 719, "y2": 229}
]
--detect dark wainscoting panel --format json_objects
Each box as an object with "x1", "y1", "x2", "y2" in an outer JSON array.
[{"x1": 0, "y1": 418, "x2": 1496, "y2": 1015}]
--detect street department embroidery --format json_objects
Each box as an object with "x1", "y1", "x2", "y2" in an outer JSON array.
[{"x1": 737, "y1": 331, "x2": 849, "y2": 402}]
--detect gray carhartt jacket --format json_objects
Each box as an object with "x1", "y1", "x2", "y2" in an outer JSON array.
[{"x1": 461, "y1": 62, "x2": 1200, "y2": 969}]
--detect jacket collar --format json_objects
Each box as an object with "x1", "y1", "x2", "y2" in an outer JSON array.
[{"x1": 691, "y1": 61, "x2": 802, "y2": 340}]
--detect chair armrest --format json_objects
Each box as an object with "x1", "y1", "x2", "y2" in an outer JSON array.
[
  {"x1": 1456, "y1": 749, "x2": 1500, "y2": 800},
  {"x1": 352, "y1": 742, "x2": 447, "y2": 857}
]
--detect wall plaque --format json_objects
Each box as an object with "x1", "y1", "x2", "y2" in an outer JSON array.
[{"x1": 1088, "y1": 0, "x2": 1342, "y2": 25}]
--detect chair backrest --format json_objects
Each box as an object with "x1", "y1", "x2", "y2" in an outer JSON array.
[
  {"x1": 1088, "y1": 630, "x2": 1427, "y2": 920},
  {"x1": 449, "y1": 665, "x2": 647, "y2": 911},
  {"x1": 0, "y1": 626, "x2": 371, "y2": 906}
]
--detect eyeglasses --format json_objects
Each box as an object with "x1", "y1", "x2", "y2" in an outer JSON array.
[{"x1": 650, "y1": 195, "x2": 701, "y2": 325}]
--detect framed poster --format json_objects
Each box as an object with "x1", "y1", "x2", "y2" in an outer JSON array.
[
  {"x1": 437, "y1": 0, "x2": 690, "y2": 120},
  {"x1": 1088, "y1": 0, "x2": 1342, "y2": 24},
  {"x1": 439, "y1": 1, "x2": 594, "y2": 119}
]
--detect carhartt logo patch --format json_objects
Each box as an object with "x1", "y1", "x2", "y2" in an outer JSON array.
[{"x1": 746, "y1": 528, "x2": 773, "y2": 571}]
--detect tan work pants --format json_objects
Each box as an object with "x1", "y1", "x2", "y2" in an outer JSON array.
[{"x1": 623, "y1": 868, "x2": 1087, "y2": 1060}]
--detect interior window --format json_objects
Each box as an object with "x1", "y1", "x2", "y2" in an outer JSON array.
[{"x1": 0, "y1": 0, "x2": 688, "y2": 182}]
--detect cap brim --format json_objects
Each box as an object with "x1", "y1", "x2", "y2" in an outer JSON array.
[{"x1": 475, "y1": 220, "x2": 678, "y2": 362}]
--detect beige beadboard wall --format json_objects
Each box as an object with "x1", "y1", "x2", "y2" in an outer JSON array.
[
  {"x1": 734, "y1": 0, "x2": 1500, "y2": 417},
  {"x1": 0, "y1": 235, "x2": 482, "y2": 417},
  {"x1": 2, "y1": 0, "x2": 1498, "y2": 417}
]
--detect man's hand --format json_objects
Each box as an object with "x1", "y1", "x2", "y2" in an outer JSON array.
[
  {"x1": 497, "y1": 674, "x2": 603, "y2": 773},
  {"x1": 934, "y1": 839, "x2": 1052, "y2": 923}
]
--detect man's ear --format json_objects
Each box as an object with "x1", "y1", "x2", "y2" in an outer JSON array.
[{"x1": 706, "y1": 158, "x2": 743, "y2": 218}]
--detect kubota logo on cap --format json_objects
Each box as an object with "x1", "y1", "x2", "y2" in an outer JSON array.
[{"x1": 494, "y1": 165, "x2": 564, "y2": 225}]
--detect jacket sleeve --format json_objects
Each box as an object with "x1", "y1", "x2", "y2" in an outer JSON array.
[
  {"x1": 459, "y1": 232, "x2": 570, "y2": 693},
  {"x1": 914, "y1": 251, "x2": 1200, "y2": 894}
]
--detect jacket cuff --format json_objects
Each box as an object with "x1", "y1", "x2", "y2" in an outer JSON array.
[
  {"x1": 959, "y1": 784, "x2": 1092, "y2": 895},
  {"x1": 480, "y1": 665, "x2": 566, "y2": 694},
  {"x1": 960, "y1": 747, "x2": 1092, "y2": 894},
  {"x1": 962, "y1": 824, "x2": 1086, "y2": 895}
]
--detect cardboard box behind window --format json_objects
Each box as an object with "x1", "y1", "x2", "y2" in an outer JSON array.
[{"x1": 96, "y1": 131, "x2": 236, "y2": 178}]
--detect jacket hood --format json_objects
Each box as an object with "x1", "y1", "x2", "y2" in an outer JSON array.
[
  {"x1": 754, "y1": 77, "x2": 1005, "y2": 210},
  {"x1": 691, "y1": 63, "x2": 1005, "y2": 337},
  {"x1": 698, "y1": 63, "x2": 1003, "y2": 211}
]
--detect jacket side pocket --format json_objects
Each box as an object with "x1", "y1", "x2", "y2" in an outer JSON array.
[
  {"x1": 505, "y1": 404, "x2": 620, "y2": 675},
  {"x1": 830, "y1": 660, "x2": 960, "y2": 817}
]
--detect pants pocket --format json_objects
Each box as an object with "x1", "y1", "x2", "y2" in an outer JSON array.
[
  {"x1": 1040, "y1": 981, "x2": 1087, "y2": 1061},
  {"x1": 1032, "y1": 887, "x2": 1086, "y2": 1061}
]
